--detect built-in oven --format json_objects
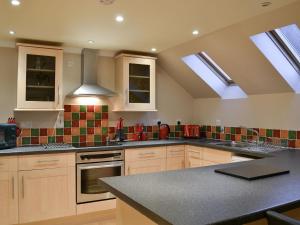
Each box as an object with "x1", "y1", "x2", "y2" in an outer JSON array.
[{"x1": 76, "y1": 149, "x2": 124, "y2": 204}]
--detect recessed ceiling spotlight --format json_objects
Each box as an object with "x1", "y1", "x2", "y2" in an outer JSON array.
[
  {"x1": 88, "y1": 40, "x2": 95, "y2": 44},
  {"x1": 261, "y1": 1, "x2": 272, "y2": 7},
  {"x1": 11, "y1": 0, "x2": 21, "y2": 6},
  {"x1": 9, "y1": 30, "x2": 15, "y2": 35},
  {"x1": 115, "y1": 15, "x2": 124, "y2": 23},
  {"x1": 192, "y1": 30, "x2": 199, "y2": 36},
  {"x1": 151, "y1": 48, "x2": 157, "y2": 52},
  {"x1": 99, "y1": 0, "x2": 115, "y2": 5}
]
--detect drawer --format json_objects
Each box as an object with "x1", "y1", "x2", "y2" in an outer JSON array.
[
  {"x1": 0, "y1": 157, "x2": 18, "y2": 172},
  {"x1": 202, "y1": 148, "x2": 232, "y2": 163},
  {"x1": 167, "y1": 145, "x2": 185, "y2": 158},
  {"x1": 185, "y1": 146, "x2": 202, "y2": 160},
  {"x1": 19, "y1": 153, "x2": 75, "y2": 171},
  {"x1": 125, "y1": 147, "x2": 166, "y2": 162}
]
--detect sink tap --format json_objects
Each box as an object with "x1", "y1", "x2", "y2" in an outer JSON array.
[{"x1": 240, "y1": 126, "x2": 260, "y2": 144}]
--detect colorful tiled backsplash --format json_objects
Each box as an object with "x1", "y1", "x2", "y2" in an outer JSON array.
[
  {"x1": 17, "y1": 104, "x2": 184, "y2": 147},
  {"x1": 200, "y1": 125, "x2": 300, "y2": 148}
]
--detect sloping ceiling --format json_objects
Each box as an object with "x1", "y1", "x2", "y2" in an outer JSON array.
[{"x1": 158, "y1": 1, "x2": 300, "y2": 98}]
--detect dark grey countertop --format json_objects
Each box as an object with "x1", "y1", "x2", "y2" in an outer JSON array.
[
  {"x1": 0, "y1": 139, "x2": 269, "y2": 158},
  {"x1": 100, "y1": 150, "x2": 300, "y2": 225}
]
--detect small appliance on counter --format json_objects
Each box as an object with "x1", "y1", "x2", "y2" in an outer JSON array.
[
  {"x1": 133, "y1": 123, "x2": 147, "y2": 141},
  {"x1": 0, "y1": 123, "x2": 17, "y2": 150},
  {"x1": 115, "y1": 117, "x2": 125, "y2": 141},
  {"x1": 184, "y1": 125, "x2": 200, "y2": 138},
  {"x1": 158, "y1": 122, "x2": 170, "y2": 140}
]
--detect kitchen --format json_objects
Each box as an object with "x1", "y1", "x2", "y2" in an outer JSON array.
[{"x1": 1, "y1": 0, "x2": 300, "y2": 225}]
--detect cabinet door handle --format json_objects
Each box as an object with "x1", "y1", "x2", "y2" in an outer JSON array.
[
  {"x1": 11, "y1": 176, "x2": 15, "y2": 199},
  {"x1": 21, "y1": 176, "x2": 25, "y2": 199},
  {"x1": 37, "y1": 159, "x2": 59, "y2": 163}
]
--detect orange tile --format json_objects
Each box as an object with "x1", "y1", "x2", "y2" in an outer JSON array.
[
  {"x1": 211, "y1": 126, "x2": 216, "y2": 133},
  {"x1": 169, "y1": 125, "x2": 175, "y2": 132},
  {"x1": 86, "y1": 112, "x2": 94, "y2": 120},
  {"x1": 102, "y1": 120, "x2": 108, "y2": 127},
  {"x1": 95, "y1": 105, "x2": 101, "y2": 112},
  {"x1": 152, "y1": 125, "x2": 159, "y2": 132},
  {"x1": 220, "y1": 133, "x2": 225, "y2": 141},
  {"x1": 225, "y1": 127, "x2": 231, "y2": 134},
  {"x1": 63, "y1": 135, "x2": 72, "y2": 144},
  {"x1": 72, "y1": 127, "x2": 80, "y2": 135},
  {"x1": 39, "y1": 136, "x2": 48, "y2": 144},
  {"x1": 147, "y1": 132, "x2": 153, "y2": 139},
  {"x1": 280, "y1": 130, "x2": 288, "y2": 139},
  {"x1": 259, "y1": 129, "x2": 266, "y2": 137},
  {"x1": 47, "y1": 128, "x2": 55, "y2": 136},
  {"x1": 235, "y1": 134, "x2": 241, "y2": 142},
  {"x1": 21, "y1": 128, "x2": 31, "y2": 137},
  {"x1": 95, "y1": 127, "x2": 102, "y2": 135},
  {"x1": 64, "y1": 112, "x2": 71, "y2": 120},
  {"x1": 241, "y1": 128, "x2": 247, "y2": 136},
  {"x1": 79, "y1": 120, "x2": 87, "y2": 128},
  {"x1": 71, "y1": 105, "x2": 80, "y2": 112},
  {"x1": 86, "y1": 135, "x2": 94, "y2": 142},
  {"x1": 206, "y1": 132, "x2": 212, "y2": 139}
]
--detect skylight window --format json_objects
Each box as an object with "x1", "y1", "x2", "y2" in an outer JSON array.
[
  {"x1": 251, "y1": 24, "x2": 300, "y2": 93},
  {"x1": 182, "y1": 52, "x2": 247, "y2": 99}
]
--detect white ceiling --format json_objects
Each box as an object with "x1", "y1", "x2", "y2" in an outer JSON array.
[{"x1": 0, "y1": 0, "x2": 297, "y2": 52}]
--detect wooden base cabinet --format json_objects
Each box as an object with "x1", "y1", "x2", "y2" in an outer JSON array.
[
  {"x1": 166, "y1": 146, "x2": 185, "y2": 171},
  {"x1": 0, "y1": 157, "x2": 18, "y2": 225},
  {"x1": 18, "y1": 153, "x2": 76, "y2": 224}
]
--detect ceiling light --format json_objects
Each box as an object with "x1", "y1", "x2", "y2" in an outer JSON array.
[
  {"x1": 151, "y1": 48, "x2": 157, "y2": 52},
  {"x1": 9, "y1": 30, "x2": 15, "y2": 35},
  {"x1": 99, "y1": 0, "x2": 115, "y2": 5},
  {"x1": 261, "y1": 1, "x2": 272, "y2": 7},
  {"x1": 11, "y1": 0, "x2": 21, "y2": 6},
  {"x1": 192, "y1": 30, "x2": 199, "y2": 36},
  {"x1": 115, "y1": 15, "x2": 124, "y2": 23},
  {"x1": 88, "y1": 40, "x2": 94, "y2": 44}
]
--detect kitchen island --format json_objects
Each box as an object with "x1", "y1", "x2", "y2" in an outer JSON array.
[{"x1": 100, "y1": 150, "x2": 300, "y2": 225}]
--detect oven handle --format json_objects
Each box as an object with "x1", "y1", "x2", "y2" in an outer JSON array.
[{"x1": 78, "y1": 161, "x2": 124, "y2": 170}]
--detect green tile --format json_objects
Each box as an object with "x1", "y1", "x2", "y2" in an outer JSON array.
[
  {"x1": 56, "y1": 128, "x2": 63, "y2": 136},
  {"x1": 123, "y1": 127, "x2": 128, "y2": 133},
  {"x1": 266, "y1": 129, "x2": 273, "y2": 137},
  {"x1": 48, "y1": 136, "x2": 55, "y2": 143},
  {"x1": 247, "y1": 129, "x2": 253, "y2": 136},
  {"x1": 72, "y1": 112, "x2": 80, "y2": 120},
  {"x1": 153, "y1": 132, "x2": 159, "y2": 139},
  {"x1": 225, "y1": 134, "x2": 231, "y2": 141},
  {"x1": 64, "y1": 121, "x2": 71, "y2": 128},
  {"x1": 230, "y1": 127, "x2": 235, "y2": 134},
  {"x1": 80, "y1": 105, "x2": 87, "y2": 112},
  {"x1": 216, "y1": 126, "x2": 221, "y2": 133},
  {"x1": 94, "y1": 135, "x2": 102, "y2": 142},
  {"x1": 169, "y1": 132, "x2": 175, "y2": 138},
  {"x1": 95, "y1": 113, "x2": 101, "y2": 120},
  {"x1": 289, "y1": 130, "x2": 296, "y2": 139},
  {"x1": 259, "y1": 137, "x2": 266, "y2": 142},
  {"x1": 212, "y1": 133, "x2": 216, "y2": 139},
  {"x1": 200, "y1": 126, "x2": 206, "y2": 132},
  {"x1": 241, "y1": 135, "x2": 247, "y2": 142},
  {"x1": 102, "y1": 127, "x2": 108, "y2": 135},
  {"x1": 72, "y1": 136, "x2": 79, "y2": 143},
  {"x1": 80, "y1": 128, "x2": 87, "y2": 135},
  {"x1": 31, "y1": 128, "x2": 39, "y2": 137},
  {"x1": 22, "y1": 137, "x2": 30, "y2": 145},
  {"x1": 175, "y1": 125, "x2": 181, "y2": 132},
  {"x1": 281, "y1": 139, "x2": 288, "y2": 147},
  {"x1": 102, "y1": 105, "x2": 108, "y2": 112},
  {"x1": 87, "y1": 120, "x2": 95, "y2": 128}
]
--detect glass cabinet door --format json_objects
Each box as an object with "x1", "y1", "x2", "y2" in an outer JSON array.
[
  {"x1": 26, "y1": 54, "x2": 56, "y2": 102},
  {"x1": 128, "y1": 63, "x2": 150, "y2": 103}
]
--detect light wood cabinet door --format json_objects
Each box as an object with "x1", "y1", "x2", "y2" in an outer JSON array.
[
  {"x1": 166, "y1": 157, "x2": 185, "y2": 171},
  {"x1": 202, "y1": 147, "x2": 232, "y2": 163},
  {"x1": 18, "y1": 167, "x2": 76, "y2": 223},
  {"x1": 185, "y1": 146, "x2": 203, "y2": 168},
  {"x1": 125, "y1": 159, "x2": 166, "y2": 175},
  {"x1": 0, "y1": 172, "x2": 18, "y2": 225}
]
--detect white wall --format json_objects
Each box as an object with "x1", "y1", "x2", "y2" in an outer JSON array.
[{"x1": 193, "y1": 93, "x2": 300, "y2": 130}]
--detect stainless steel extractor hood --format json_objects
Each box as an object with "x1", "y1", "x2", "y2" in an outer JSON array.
[{"x1": 72, "y1": 48, "x2": 116, "y2": 96}]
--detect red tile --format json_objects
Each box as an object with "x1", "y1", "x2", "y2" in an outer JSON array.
[
  {"x1": 80, "y1": 112, "x2": 86, "y2": 120},
  {"x1": 109, "y1": 127, "x2": 115, "y2": 133},
  {"x1": 72, "y1": 120, "x2": 79, "y2": 127},
  {"x1": 147, "y1": 126, "x2": 152, "y2": 132},
  {"x1": 87, "y1": 128, "x2": 94, "y2": 134},
  {"x1": 175, "y1": 132, "x2": 180, "y2": 137},
  {"x1": 64, "y1": 128, "x2": 71, "y2": 135},
  {"x1": 247, "y1": 136, "x2": 253, "y2": 141},
  {"x1": 216, "y1": 133, "x2": 220, "y2": 139},
  {"x1": 128, "y1": 126, "x2": 134, "y2": 133},
  {"x1": 31, "y1": 137, "x2": 39, "y2": 145},
  {"x1": 56, "y1": 136, "x2": 63, "y2": 143},
  {"x1": 80, "y1": 135, "x2": 86, "y2": 143},
  {"x1": 297, "y1": 131, "x2": 300, "y2": 139},
  {"x1": 288, "y1": 140, "x2": 296, "y2": 148},
  {"x1": 102, "y1": 113, "x2": 108, "y2": 119},
  {"x1": 64, "y1": 105, "x2": 71, "y2": 112},
  {"x1": 40, "y1": 128, "x2": 48, "y2": 136},
  {"x1": 87, "y1": 105, "x2": 94, "y2": 112},
  {"x1": 231, "y1": 135, "x2": 236, "y2": 141},
  {"x1": 273, "y1": 129, "x2": 280, "y2": 138},
  {"x1": 95, "y1": 120, "x2": 101, "y2": 127},
  {"x1": 235, "y1": 128, "x2": 241, "y2": 134},
  {"x1": 102, "y1": 135, "x2": 108, "y2": 143},
  {"x1": 207, "y1": 126, "x2": 211, "y2": 132}
]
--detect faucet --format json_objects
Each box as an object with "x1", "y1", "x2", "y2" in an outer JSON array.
[{"x1": 240, "y1": 126, "x2": 259, "y2": 144}]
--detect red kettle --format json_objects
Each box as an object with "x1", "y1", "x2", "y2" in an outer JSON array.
[{"x1": 159, "y1": 124, "x2": 170, "y2": 140}]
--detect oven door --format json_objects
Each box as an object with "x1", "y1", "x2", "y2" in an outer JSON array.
[{"x1": 77, "y1": 161, "x2": 124, "y2": 204}]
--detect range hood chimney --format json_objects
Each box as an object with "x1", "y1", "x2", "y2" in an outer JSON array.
[{"x1": 72, "y1": 48, "x2": 116, "y2": 96}]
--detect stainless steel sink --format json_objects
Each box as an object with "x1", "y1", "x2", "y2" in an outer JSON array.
[
  {"x1": 215, "y1": 142, "x2": 250, "y2": 148},
  {"x1": 215, "y1": 141, "x2": 284, "y2": 153}
]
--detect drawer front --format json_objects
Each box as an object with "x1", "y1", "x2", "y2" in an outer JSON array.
[
  {"x1": 0, "y1": 157, "x2": 18, "y2": 172},
  {"x1": 125, "y1": 147, "x2": 166, "y2": 162},
  {"x1": 167, "y1": 145, "x2": 185, "y2": 158},
  {"x1": 202, "y1": 148, "x2": 232, "y2": 163},
  {"x1": 19, "y1": 153, "x2": 75, "y2": 170},
  {"x1": 201, "y1": 160, "x2": 218, "y2": 167}
]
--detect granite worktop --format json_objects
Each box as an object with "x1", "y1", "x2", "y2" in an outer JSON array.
[{"x1": 100, "y1": 149, "x2": 300, "y2": 225}]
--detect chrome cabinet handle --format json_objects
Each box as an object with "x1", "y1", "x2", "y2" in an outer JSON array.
[
  {"x1": 37, "y1": 159, "x2": 59, "y2": 163},
  {"x1": 22, "y1": 176, "x2": 24, "y2": 199},
  {"x1": 12, "y1": 176, "x2": 15, "y2": 199}
]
